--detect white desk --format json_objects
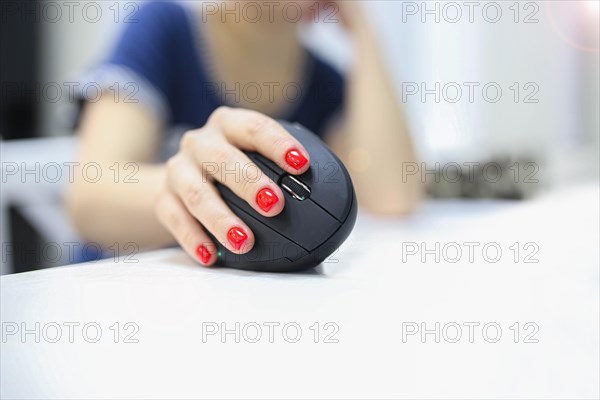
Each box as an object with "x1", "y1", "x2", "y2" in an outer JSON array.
[{"x1": 2, "y1": 184, "x2": 599, "y2": 399}]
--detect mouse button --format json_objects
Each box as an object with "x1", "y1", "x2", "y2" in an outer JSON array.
[
  {"x1": 280, "y1": 174, "x2": 311, "y2": 201},
  {"x1": 234, "y1": 214, "x2": 308, "y2": 263},
  {"x1": 272, "y1": 194, "x2": 340, "y2": 251},
  {"x1": 301, "y1": 150, "x2": 352, "y2": 222},
  {"x1": 245, "y1": 151, "x2": 284, "y2": 177}
]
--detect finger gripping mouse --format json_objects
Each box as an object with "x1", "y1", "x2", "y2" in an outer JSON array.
[{"x1": 213, "y1": 121, "x2": 358, "y2": 272}]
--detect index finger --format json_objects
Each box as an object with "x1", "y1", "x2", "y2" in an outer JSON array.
[{"x1": 208, "y1": 107, "x2": 311, "y2": 175}]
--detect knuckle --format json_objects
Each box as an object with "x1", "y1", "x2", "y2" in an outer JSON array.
[
  {"x1": 272, "y1": 136, "x2": 293, "y2": 153},
  {"x1": 165, "y1": 156, "x2": 180, "y2": 175},
  {"x1": 180, "y1": 130, "x2": 199, "y2": 152},
  {"x1": 246, "y1": 114, "x2": 273, "y2": 139},
  {"x1": 183, "y1": 184, "x2": 207, "y2": 208},
  {"x1": 180, "y1": 230, "x2": 196, "y2": 250},
  {"x1": 238, "y1": 173, "x2": 256, "y2": 197},
  {"x1": 210, "y1": 106, "x2": 231, "y2": 124},
  {"x1": 211, "y1": 211, "x2": 231, "y2": 233},
  {"x1": 166, "y1": 210, "x2": 181, "y2": 232},
  {"x1": 243, "y1": 162, "x2": 262, "y2": 183},
  {"x1": 211, "y1": 146, "x2": 233, "y2": 166}
]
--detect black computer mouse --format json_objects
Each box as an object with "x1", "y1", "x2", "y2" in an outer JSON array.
[{"x1": 212, "y1": 121, "x2": 358, "y2": 272}]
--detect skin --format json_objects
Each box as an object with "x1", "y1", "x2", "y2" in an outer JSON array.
[{"x1": 66, "y1": 1, "x2": 423, "y2": 266}]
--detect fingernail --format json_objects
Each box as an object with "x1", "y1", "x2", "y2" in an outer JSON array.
[
  {"x1": 196, "y1": 245, "x2": 211, "y2": 265},
  {"x1": 285, "y1": 149, "x2": 308, "y2": 170},
  {"x1": 256, "y1": 187, "x2": 279, "y2": 212},
  {"x1": 227, "y1": 227, "x2": 248, "y2": 250}
]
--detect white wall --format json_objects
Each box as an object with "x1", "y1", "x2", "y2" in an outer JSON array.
[{"x1": 304, "y1": 0, "x2": 599, "y2": 184}]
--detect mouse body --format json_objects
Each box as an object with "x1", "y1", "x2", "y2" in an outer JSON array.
[{"x1": 212, "y1": 121, "x2": 358, "y2": 272}]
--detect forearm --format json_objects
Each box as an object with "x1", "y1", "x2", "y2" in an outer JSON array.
[
  {"x1": 342, "y1": 25, "x2": 423, "y2": 214},
  {"x1": 67, "y1": 163, "x2": 174, "y2": 249}
]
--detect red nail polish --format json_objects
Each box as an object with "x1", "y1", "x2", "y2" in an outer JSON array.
[
  {"x1": 227, "y1": 227, "x2": 248, "y2": 250},
  {"x1": 256, "y1": 188, "x2": 279, "y2": 212},
  {"x1": 196, "y1": 245, "x2": 211, "y2": 265},
  {"x1": 285, "y1": 149, "x2": 308, "y2": 170}
]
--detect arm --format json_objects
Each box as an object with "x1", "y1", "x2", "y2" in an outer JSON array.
[
  {"x1": 66, "y1": 2, "x2": 190, "y2": 249},
  {"x1": 327, "y1": 2, "x2": 423, "y2": 215},
  {"x1": 66, "y1": 96, "x2": 172, "y2": 249}
]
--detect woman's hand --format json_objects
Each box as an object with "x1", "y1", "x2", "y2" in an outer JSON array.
[{"x1": 153, "y1": 107, "x2": 310, "y2": 266}]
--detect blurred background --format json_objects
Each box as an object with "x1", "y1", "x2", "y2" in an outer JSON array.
[{"x1": 1, "y1": 0, "x2": 599, "y2": 274}]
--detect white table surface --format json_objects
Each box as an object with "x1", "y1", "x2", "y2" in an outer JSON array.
[{"x1": 2, "y1": 184, "x2": 599, "y2": 399}]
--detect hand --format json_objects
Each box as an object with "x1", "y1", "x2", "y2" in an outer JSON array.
[{"x1": 154, "y1": 107, "x2": 311, "y2": 266}]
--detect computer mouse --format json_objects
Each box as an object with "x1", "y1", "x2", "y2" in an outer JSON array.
[{"x1": 211, "y1": 121, "x2": 358, "y2": 272}]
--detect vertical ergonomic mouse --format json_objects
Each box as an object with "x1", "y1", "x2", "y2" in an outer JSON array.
[{"x1": 212, "y1": 121, "x2": 357, "y2": 272}]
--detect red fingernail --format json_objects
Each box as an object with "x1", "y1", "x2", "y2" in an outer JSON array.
[
  {"x1": 196, "y1": 245, "x2": 211, "y2": 265},
  {"x1": 256, "y1": 187, "x2": 279, "y2": 212},
  {"x1": 227, "y1": 227, "x2": 248, "y2": 250},
  {"x1": 285, "y1": 149, "x2": 308, "y2": 170}
]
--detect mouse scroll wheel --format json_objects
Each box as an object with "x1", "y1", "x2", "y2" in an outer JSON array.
[{"x1": 279, "y1": 175, "x2": 311, "y2": 201}]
